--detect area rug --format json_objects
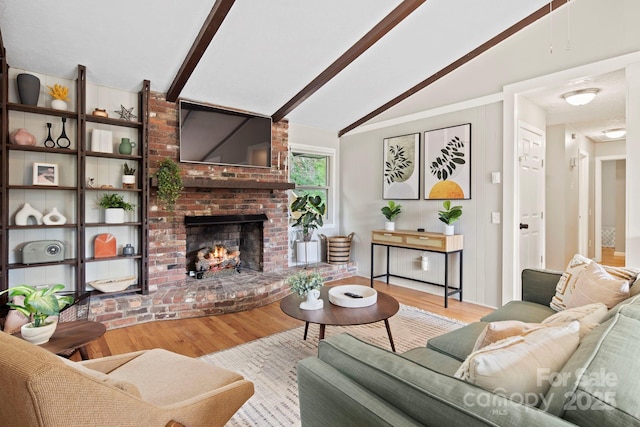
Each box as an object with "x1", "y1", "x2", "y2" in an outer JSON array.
[{"x1": 200, "y1": 304, "x2": 465, "y2": 426}]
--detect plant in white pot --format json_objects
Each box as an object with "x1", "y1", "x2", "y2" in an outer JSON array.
[
  {"x1": 438, "y1": 200, "x2": 462, "y2": 235},
  {"x1": 0, "y1": 284, "x2": 73, "y2": 344},
  {"x1": 98, "y1": 193, "x2": 134, "y2": 224},
  {"x1": 290, "y1": 193, "x2": 326, "y2": 241},
  {"x1": 122, "y1": 163, "x2": 136, "y2": 189},
  {"x1": 381, "y1": 201, "x2": 402, "y2": 231},
  {"x1": 286, "y1": 270, "x2": 324, "y2": 310}
]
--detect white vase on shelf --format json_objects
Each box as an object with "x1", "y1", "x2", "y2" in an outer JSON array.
[
  {"x1": 50, "y1": 99, "x2": 68, "y2": 111},
  {"x1": 15, "y1": 203, "x2": 43, "y2": 226},
  {"x1": 105, "y1": 208, "x2": 125, "y2": 224},
  {"x1": 42, "y1": 207, "x2": 67, "y2": 225}
]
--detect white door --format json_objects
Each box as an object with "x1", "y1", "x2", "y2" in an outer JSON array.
[{"x1": 518, "y1": 123, "x2": 545, "y2": 274}]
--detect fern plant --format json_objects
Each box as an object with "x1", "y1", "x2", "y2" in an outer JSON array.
[{"x1": 429, "y1": 136, "x2": 466, "y2": 181}]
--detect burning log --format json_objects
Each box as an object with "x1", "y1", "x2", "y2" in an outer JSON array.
[{"x1": 195, "y1": 245, "x2": 241, "y2": 273}]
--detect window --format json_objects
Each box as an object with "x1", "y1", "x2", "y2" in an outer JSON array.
[{"x1": 289, "y1": 145, "x2": 334, "y2": 224}]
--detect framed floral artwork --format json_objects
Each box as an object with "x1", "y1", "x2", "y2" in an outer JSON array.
[
  {"x1": 424, "y1": 123, "x2": 471, "y2": 200},
  {"x1": 382, "y1": 133, "x2": 420, "y2": 200}
]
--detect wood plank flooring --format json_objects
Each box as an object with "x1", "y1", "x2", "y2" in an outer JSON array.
[
  {"x1": 602, "y1": 247, "x2": 625, "y2": 267},
  {"x1": 78, "y1": 276, "x2": 493, "y2": 360}
]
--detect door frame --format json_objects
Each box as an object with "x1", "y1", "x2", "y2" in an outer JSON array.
[{"x1": 578, "y1": 150, "x2": 590, "y2": 257}]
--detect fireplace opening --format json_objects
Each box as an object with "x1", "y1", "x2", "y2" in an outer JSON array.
[{"x1": 185, "y1": 214, "x2": 267, "y2": 277}]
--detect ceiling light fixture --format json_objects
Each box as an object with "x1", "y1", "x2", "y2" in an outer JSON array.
[
  {"x1": 602, "y1": 128, "x2": 626, "y2": 139},
  {"x1": 562, "y1": 88, "x2": 599, "y2": 106}
]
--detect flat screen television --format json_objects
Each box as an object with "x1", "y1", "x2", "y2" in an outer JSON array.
[{"x1": 179, "y1": 100, "x2": 272, "y2": 168}]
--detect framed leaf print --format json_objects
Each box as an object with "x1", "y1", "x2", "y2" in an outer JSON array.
[
  {"x1": 382, "y1": 133, "x2": 420, "y2": 200},
  {"x1": 424, "y1": 123, "x2": 471, "y2": 200}
]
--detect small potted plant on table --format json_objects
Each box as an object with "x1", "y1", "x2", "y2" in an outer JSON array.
[
  {"x1": 98, "y1": 193, "x2": 134, "y2": 224},
  {"x1": 0, "y1": 284, "x2": 74, "y2": 344},
  {"x1": 286, "y1": 270, "x2": 324, "y2": 310},
  {"x1": 438, "y1": 200, "x2": 462, "y2": 235},
  {"x1": 381, "y1": 200, "x2": 402, "y2": 231}
]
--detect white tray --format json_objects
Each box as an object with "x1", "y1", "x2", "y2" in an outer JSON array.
[{"x1": 328, "y1": 285, "x2": 377, "y2": 308}]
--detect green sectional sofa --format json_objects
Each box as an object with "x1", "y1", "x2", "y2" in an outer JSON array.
[{"x1": 297, "y1": 268, "x2": 640, "y2": 426}]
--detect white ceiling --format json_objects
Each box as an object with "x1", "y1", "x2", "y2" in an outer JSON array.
[{"x1": 0, "y1": 0, "x2": 557, "y2": 133}]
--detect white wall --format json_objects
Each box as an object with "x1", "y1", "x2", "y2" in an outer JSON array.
[{"x1": 341, "y1": 104, "x2": 503, "y2": 308}]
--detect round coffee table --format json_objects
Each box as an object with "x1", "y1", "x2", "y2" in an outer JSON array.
[
  {"x1": 280, "y1": 286, "x2": 400, "y2": 352},
  {"x1": 15, "y1": 320, "x2": 106, "y2": 360}
]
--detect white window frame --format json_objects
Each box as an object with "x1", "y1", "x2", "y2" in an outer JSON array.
[{"x1": 288, "y1": 143, "x2": 336, "y2": 226}]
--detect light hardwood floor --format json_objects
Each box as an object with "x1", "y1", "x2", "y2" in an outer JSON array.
[
  {"x1": 602, "y1": 247, "x2": 625, "y2": 267},
  {"x1": 78, "y1": 276, "x2": 494, "y2": 360}
]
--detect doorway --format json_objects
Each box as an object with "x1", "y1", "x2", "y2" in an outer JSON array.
[{"x1": 595, "y1": 156, "x2": 626, "y2": 264}]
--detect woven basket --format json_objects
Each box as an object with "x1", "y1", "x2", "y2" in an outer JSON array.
[
  {"x1": 88, "y1": 275, "x2": 136, "y2": 293},
  {"x1": 320, "y1": 232, "x2": 354, "y2": 265}
]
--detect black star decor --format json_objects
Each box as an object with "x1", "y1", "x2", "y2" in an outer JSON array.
[{"x1": 114, "y1": 105, "x2": 137, "y2": 121}]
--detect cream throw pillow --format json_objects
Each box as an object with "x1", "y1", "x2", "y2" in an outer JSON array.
[
  {"x1": 564, "y1": 262, "x2": 629, "y2": 310},
  {"x1": 541, "y1": 302, "x2": 607, "y2": 338},
  {"x1": 473, "y1": 320, "x2": 545, "y2": 351},
  {"x1": 455, "y1": 321, "x2": 580, "y2": 407}
]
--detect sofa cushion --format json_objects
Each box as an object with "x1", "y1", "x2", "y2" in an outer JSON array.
[
  {"x1": 426, "y1": 322, "x2": 488, "y2": 362},
  {"x1": 544, "y1": 312, "x2": 640, "y2": 426},
  {"x1": 541, "y1": 302, "x2": 608, "y2": 338},
  {"x1": 481, "y1": 300, "x2": 555, "y2": 323},
  {"x1": 60, "y1": 357, "x2": 141, "y2": 397},
  {"x1": 473, "y1": 320, "x2": 545, "y2": 350},
  {"x1": 401, "y1": 347, "x2": 462, "y2": 376},
  {"x1": 454, "y1": 321, "x2": 580, "y2": 407}
]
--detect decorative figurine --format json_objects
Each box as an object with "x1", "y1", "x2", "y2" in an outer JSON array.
[{"x1": 114, "y1": 105, "x2": 137, "y2": 121}]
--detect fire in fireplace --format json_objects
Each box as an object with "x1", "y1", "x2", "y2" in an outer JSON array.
[{"x1": 195, "y1": 245, "x2": 241, "y2": 276}]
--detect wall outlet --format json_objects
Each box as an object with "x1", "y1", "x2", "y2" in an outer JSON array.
[{"x1": 491, "y1": 212, "x2": 501, "y2": 224}]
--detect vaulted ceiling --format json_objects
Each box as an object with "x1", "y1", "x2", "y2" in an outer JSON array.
[{"x1": 1, "y1": 0, "x2": 569, "y2": 135}]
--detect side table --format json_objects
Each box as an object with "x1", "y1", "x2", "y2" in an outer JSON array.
[{"x1": 15, "y1": 320, "x2": 106, "y2": 360}]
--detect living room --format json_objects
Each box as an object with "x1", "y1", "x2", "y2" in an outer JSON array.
[{"x1": 2, "y1": 0, "x2": 640, "y2": 426}]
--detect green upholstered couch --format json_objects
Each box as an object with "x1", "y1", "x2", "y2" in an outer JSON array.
[{"x1": 297, "y1": 268, "x2": 640, "y2": 426}]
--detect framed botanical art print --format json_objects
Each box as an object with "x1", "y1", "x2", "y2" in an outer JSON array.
[
  {"x1": 424, "y1": 123, "x2": 471, "y2": 200},
  {"x1": 382, "y1": 133, "x2": 420, "y2": 200},
  {"x1": 32, "y1": 162, "x2": 59, "y2": 186}
]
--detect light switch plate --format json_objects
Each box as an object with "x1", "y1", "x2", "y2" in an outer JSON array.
[{"x1": 491, "y1": 212, "x2": 501, "y2": 224}]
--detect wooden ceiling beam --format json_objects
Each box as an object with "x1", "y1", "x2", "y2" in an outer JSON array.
[
  {"x1": 272, "y1": 0, "x2": 426, "y2": 123},
  {"x1": 166, "y1": 0, "x2": 235, "y2": 103},
  {"x1": 339, "y1": 0, "x2": 570, "y2": 137}
]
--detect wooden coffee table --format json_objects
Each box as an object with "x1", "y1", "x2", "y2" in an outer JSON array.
[
  {"x1": 280, "y1": 286, "x2": 400, "y2": 352},
  {"x1": 15, "y1": 320, "x2": 106, "y2": 360}
]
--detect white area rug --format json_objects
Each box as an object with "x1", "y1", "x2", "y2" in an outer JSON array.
[{"x1": 200, "y1": 304, "x2": 465, "y2": 426}]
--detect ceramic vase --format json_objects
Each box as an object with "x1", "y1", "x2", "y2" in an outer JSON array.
[
  {"x1": 50, "y1": 99, "x2": 68, "y2": 111},
  {"x1": 444, "y1": 224, "x2": 455, "y2": 236},
  {"x1": 384, "y1": 221, "x2": 395, "y2": 231},
  {"x1": 299, "y1": 289, "x2": 324, "y2": 310},
  {"x1": 122, "y1": 175, "x2": 136, "y2": 189},
  {"x1": 16, "y1": 73, "x2": 40, "y2": 106},
  {"x1": 42, "y1": 207, "x2": 67, "y2": 225},
  {"x1": 15, "y1": 203, "x2": 43, "y2": 226},
  {"x1": 21, "y1": 321, "x2": 57, "y2": 345},
  {"x1": 118, "y1": 138, "x2": 136, "y2": 155},
  {"x1": 9, "y1": 128, "x2": 36, "y2": 146},
  {"x1": 105, "y1": 208, "x2": 125, "y2": 224}
]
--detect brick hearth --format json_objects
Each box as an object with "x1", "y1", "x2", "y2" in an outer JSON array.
[{"x1": 90, "y1": 263, "x2": 357, "y2": 330}]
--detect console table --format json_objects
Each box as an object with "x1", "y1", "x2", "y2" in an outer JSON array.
[{"x1": 370, "y1": 230, "x2": 463, "y2": 308}]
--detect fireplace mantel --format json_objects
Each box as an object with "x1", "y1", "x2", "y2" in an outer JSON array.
[
  {"x1": 151, "y1": 177, "x2": 295, "y2": 191},
  {"x1": 184, "y1": 214, "x2": 268, "y2": 226}
]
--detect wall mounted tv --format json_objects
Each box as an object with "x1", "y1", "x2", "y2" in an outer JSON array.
[{"x1": 179, "y1": 100, "x2": 272, "y2": 168}]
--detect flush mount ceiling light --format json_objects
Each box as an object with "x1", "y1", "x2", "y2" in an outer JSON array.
[
  {"x1": 562, "y1": 88, "x2": 599, "y2": 106},
  {"x1": 603, "y1": 128, "x2": 626, "y2": 139}
]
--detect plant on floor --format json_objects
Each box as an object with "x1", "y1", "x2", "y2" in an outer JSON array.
[
  {"x1": 381, "y1": 200, "x2": 402, "y2": 222},
  {"x1": 155, "y1": 158, "x2": 183, "y2": 211},
  {"x1": 286, "y1": 270, "x2": 324, "y2": 297},
  {"x1": 98, "y1": 193, "x2": 134, "y2": 211},
  {"x1": 290, "y1": 193, "x2": 326, "y2": 241},
  {"x1": 438, "y1": 200, "x2": 462, "y2": 225},
  {"x1": 0, "y1": 284, "x2": 73, "y2": 327}
]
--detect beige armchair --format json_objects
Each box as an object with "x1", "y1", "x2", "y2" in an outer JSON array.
[{"x1": 0, "y1": 331, "x2": 254, "y2": 427}]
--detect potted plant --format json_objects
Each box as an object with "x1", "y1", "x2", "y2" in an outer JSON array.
[
  {"x1": 438, "y1": 200, "x2": 462, "y2": 235},
  {"x1": 286, "y1": 270, "x2": 324, "y2": 310},
  {"x1": 98, "y1": 193, "x2": 134, "y2": 224},
  {"x1": 290, "y1": 193, "x2": 326, "y2": 241},
  {"x1": 47, "y1": 83, "x2": 70, "y2": 111},
  {"x1": 381, "y1": 200, "x2": 402, "y2": 231},
  {"x1": 122, "y1": 163, "x2": 136, "y2": 189},
  {"x1": 0, "y1": 284, "x2": 73, "y2": 344},
  {"x1": 155, "y1": 158, "x2": 183, "y2": 212}
]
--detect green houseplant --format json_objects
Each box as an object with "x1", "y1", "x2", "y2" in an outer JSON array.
[
  {"x1": 122, "y1": 162, "x2": 136, "y2": 188},
  {"x1": 438, "y1": 200, "x2": 462, "y2": 235},
  {"x1": 286, "y1": 270, "x2": 325, "y2": 310},
  {"x1": 381, "y1": 200, "x2": 402, "y2": 231},
  {"x1": 290, "y1": 193, "x2": 326, "y2": 241},
  {"x1": 0, "y1": 284, "x2": 73, "y2": 344},
  {"x1": 98, "y1": 193, "x2": 134, "y2": 224},
  {"x1": 155, "y1": 158, "x2": 183, "y2": 212}
]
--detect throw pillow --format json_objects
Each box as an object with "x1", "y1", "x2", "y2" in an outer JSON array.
[
  {"x1": 550, "y1": 254, "x2": 592, "y2": 311},
  {"x1": 454, "y1": 321, "x2": 580, "y2": 407},
  {"x1": 472, "y1": 320, "x2": 545, "y2": 351},
  {"x1": 564, "y1": 262, "x2": 629, "y2": 310},
  {"x1": 541, "y1": 302, "x2": 607, "y2": 338}
]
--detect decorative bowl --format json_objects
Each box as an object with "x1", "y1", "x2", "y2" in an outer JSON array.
[
  {"x1": 88, "y1": 275, "x2": 136, "y2": 293},
  {"x1": 328, "y1": 285, "x2": 377, "y2": 308}
]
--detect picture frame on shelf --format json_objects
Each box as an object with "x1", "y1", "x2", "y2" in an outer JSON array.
[
  {"x1": 382, "y1": 133, "x2": 420, "y2": 200},
  {"x1": 32, "y1": 162, "x2": 59, "y2": 186},
  {"x1": 424, "y1": 123, "x2": 471, "y2": 200}
]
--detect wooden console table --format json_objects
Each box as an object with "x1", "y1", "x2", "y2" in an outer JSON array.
[{"x1": 370, "y1": 230, "x2": 463, "y2": 308}]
